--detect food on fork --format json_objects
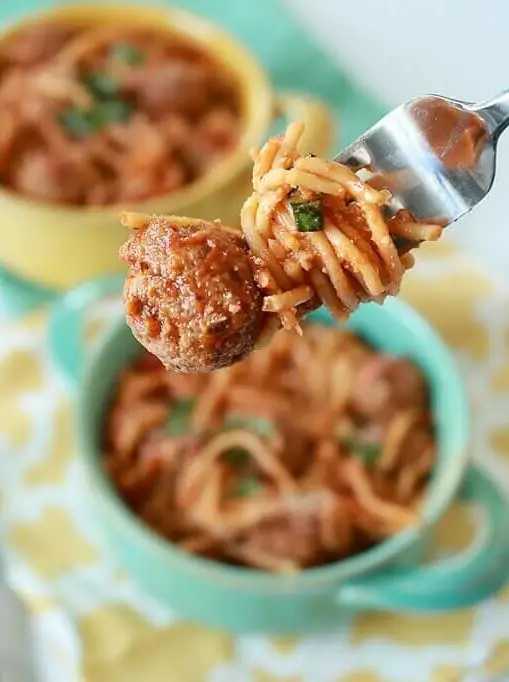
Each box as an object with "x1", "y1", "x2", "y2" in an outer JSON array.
[
  {"x1": 120, "y1": 122, "x2": 443, "y2": 373},
  {"x1": 119, "y1": 215, "x2": 264, "y2": 373}
]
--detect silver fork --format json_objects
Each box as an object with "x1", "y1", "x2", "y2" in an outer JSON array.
[{"x1": 335, "y1": 89, "x2": 509, "y2": 226}]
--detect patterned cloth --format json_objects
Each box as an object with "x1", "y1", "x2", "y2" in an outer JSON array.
[{"x1": 0, "y1": 242, "x2": 509, "y2": 682}]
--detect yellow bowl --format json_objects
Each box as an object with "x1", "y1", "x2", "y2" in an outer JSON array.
[{"x1": 0, "y1": 3, "x2": 334, "y2": 291}]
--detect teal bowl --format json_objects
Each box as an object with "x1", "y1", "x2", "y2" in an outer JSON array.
[{"x1": 49, "y1": 275, "x2": 509, "y2": 633}]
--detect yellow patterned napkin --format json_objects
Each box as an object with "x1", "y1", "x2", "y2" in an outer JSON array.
[{"x1": 1, "y1": 241, "x2": 509, "y2": 682}]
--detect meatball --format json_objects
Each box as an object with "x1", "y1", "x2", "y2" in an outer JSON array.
[
  {"x1": 133, "y1": 62, "x2": 214, "y2": 119},
  {"x1": 10, "y1": 149, "x2": 89, "y2": 203},
  {"x1": 2, "y1": 24, "x2": 75, "y2": 65},
  {"x1": 240, "y1": 513, "x2": 323, "y2": 568},
  {"x1": 351, "y1": 355, "x2": 428, "y2": 418},
  {"x1": 119, "y1": 215, "x2": 264, "y2": 373}
]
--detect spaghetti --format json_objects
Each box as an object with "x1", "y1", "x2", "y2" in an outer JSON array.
[
  {"x1": 120, "y1": 122, "x2": 443, "y2": 373},
  {"x1": 241, "y1": 122, "x2": 443, "y2": 333},
  {"x1": 105, "y1": 324, "x2": 436, "y2": 573},
  {"x1": 0, "y1": 22, "x2": 240, "y2": 205}
]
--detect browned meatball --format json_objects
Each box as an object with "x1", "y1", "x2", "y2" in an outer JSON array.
[
  {"x1": 10, "y1": 149, "x2": 89, "y2": 203},
  {"x1": 133, "y1": 62, "x2": 214, "y2": 119},
  {"x1": 351, "y1": 355, "x2": 428, "y2": 418},
  {"x1": 119, "y1": 215, "x2": 264, "y2": 373},
  {"x1": 2, "y1": 24, "x2": 75, "y2": 65},
  {"x1": 239, "y1": 513, "x2": 323, "y2": 568}
]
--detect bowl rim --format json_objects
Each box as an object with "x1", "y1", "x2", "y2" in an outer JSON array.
[
  {"x1": 0, "y1": 2, "x2": 273, "y2": 216},
  {"x1": 78, "y1": 296, "x2": 470, "y2": 592}
]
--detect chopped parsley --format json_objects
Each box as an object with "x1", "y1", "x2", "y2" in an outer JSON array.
[
  {"x1": 111, "y1": 41, "x2": 145, "y2": 65},
  {"x1": 340, "y1": 433, "x2": 382, "y2": 467},
  {"x1": 93, "y1": 98, "x2": 134, "y2": 125},
  {"x1": 59, "y1": 107, "x2": 98, "y2": 137},
  {"x1": 222, "y1": 447, "x2": 250, "y2": 468},
  {"x1": 353, "y1": 442, "x2": 382, "y2": 466},
  {"x1": 59, "y1": 99, "x2": 134, "y2": 138},
  {"x1": 290, "y1": 197, "x2": 324, "y2": 232},
  {"x1": 82, "y1": 71, "x2": 119, "y2": 99},
  {"x1": 163, "y1": 398, "x2": 195, "y2": 436},
  {"x1": 228, "y1": 477, "x2": 263, "y2": 498},
  {"x1": 59, "y1": 65, "x2": 135, "y2": 138}
]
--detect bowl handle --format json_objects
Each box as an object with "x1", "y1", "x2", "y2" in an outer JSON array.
[
  {"x1": 335, "y1": 464, "x2": 509, "y2": 611},
  {"x1": 48, "y1": 274, "x2": 124, "y2": 387},
  {"x1": 274, "y1": 92, "x2": 335, "y2": 156}
]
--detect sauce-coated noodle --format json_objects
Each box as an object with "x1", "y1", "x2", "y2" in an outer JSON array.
[{"x1": 241, "y1": 122, "x2": 442, "y2": 334}]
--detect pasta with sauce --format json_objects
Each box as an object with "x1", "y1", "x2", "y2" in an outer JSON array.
[
  {"x1": 0, "y1": 22, "x2": 240, "y2": 205},
  {"x1": 241, "y1": 121, "x2": 443, "y2": 335},
  {"x1": 105, "y1": 324, "x2": 436, "y2": 573},
  {"x1": 120, "y1": 122, "x2": 443, "y2": 373}
]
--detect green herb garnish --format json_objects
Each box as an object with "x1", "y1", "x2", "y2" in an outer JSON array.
[
  {"x1": 228, "y1": 477, "x2": 263, "y2": 498},
  {"x1": 82, "y1": 71, "x2": 119, "y2": 99},
  {"x1": 353, "y1": 442, "x2": 381, "y2": 466},
  {"x1": 59, "y1": 98, "x2": 134, "y2": 138},
  {"x1": 111, "y1": 41, "x2": 145, "y2": 65},
  {"x1": 93, "y1": 99, "x2": 134, "y2": 125},
  {"x1": 223, "y1": 417, "x2": 276, "y2": 438},
  {"x1": 222, "y1": 447, "x2": 250, "y2": 468},
  {"x1": 340, "y1": 432, "x2": 382, "y2": 467},
  {"x1": 59, "y1": 107, "x2": 99, "y2": 137},
  {"x1": 290, "y1": 198, "x2": 324, "y2": 232},
  {"x1": 163, "y1": 398, "x2": 195, "y2": 436}
]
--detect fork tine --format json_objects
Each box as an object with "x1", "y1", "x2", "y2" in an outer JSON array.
[{"x1": 334, "y1": 94, "x2": 498, "y2": 226}]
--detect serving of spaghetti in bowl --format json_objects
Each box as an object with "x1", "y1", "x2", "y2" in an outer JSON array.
[
  {"x1": 48, "y1": 276, "x2": 509, "y2": 633},
  {"x1": 105, "y1": 318, "x2": 434, "y2": 573},
  {"x1": 0, "y1": 3, "x2": 332, "y2": 290}
]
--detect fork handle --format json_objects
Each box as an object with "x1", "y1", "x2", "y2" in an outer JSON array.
[{"x1": 475, "y1": 88, "x2": 509, "y2": 137}]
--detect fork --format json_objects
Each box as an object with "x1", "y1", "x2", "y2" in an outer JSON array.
[{"x1": 335, "y1": 89, "x2": 509, "y2": 226}]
